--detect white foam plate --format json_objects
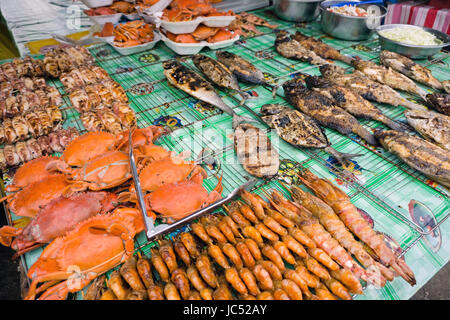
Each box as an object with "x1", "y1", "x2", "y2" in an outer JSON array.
[
  {"x1": 160, "y1": 15, "x2": 236, "y2": 34},
  {"x1": 87, "y1": 13, "x2": 123, "y2": 25},
  {"x1": 123, "y1": 13, "x2": 140, "y2": 20},
  {"x1": 160, "y1": 32, "x2": 239, "y2": 55},
  {"x1": 106, "y1": 31, "x2": 161, "y2": 55},
  {"x1": 80, "y1": 0, "x2": 113, "y2": 8}
]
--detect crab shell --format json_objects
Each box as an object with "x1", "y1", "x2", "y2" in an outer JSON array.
[
  {"x1": 114, "y1": 126, "x2": 166, "y2": 151},
  {"x1": 62, "y1": 131, "x2": 116, "y2": 167},
  {"x1": 145, "y1": 176, "x2": 222, "y2": 222},
  {"x1": 2, "y1": 192, "x2": 118, "y2": 257},
  {"x1": 8, "y1": 175, "x2": 71, "y2": 218},
  {"x1": 25, "y1": 207, "x2": 144, "y2": 300},
  {"x1": 5, "y1": 155, "x2": 60, "y2": 192}
]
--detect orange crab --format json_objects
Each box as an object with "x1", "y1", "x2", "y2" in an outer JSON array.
[
  {"x1": 166, "y1": 31, "x2": 199, "y2": 43},
  {"x1": 113, "y1": 21, "x2": 154, "y2": 47},
  {"x1": 145, "y1": 173, "x2": 223, "y2": 223},
  {"x1": 207, "y1": 28, "x2": 235, "y2": 43},
  {"x1": 162, "y1": 0, "x2": 217, "y2": 21},
  {"x1": 110, "y1": 1, "x2": 135, "y2": 13},
  {"x1": 192, "y1": 25, "x2": 219, "y2": 41},
  {"x1": 25, "y1": 207, "x2": 144, "y2": 300}
]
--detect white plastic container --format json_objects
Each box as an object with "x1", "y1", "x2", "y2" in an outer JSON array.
[
  {"x1": 160, "y1": 32, "x2": 239, "y2": 55},
  {"x1": 123, "y1": 13, "x2": 140, "y2": 21},
  {"x1": 80, "y1": 0, "x2": 113, "y2": 8},
  {"x1": 106, "y1": 31, "x2": 161, "y2": 55},
  {"x1": 87, "y1": 13, "x2": 123, "y2": 25},
  {"x1": 160, "y1": 15, "x2": 236, "y2": 34}
]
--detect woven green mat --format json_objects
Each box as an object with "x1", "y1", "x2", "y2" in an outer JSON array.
[{"x1": 2, "y1": 8, "x2": 449, "y2": 300}]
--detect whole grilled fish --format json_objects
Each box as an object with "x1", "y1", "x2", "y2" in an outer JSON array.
[
  {"x1": 234, "y1": 123, "x2": 280, "y2": 177},
  {"x1": 404, "y1": 109, "x2": 450, "y2": 151},
  {"x1": 215, "y1": 51, "x2": 277, "y2": 96},
  {"x1": 260, "y1": 104, "x2": 361, "y2": 164},
  {"x1": 274, "y1": 31, "x2": 328, "y2": 65},
  {"x1": 380, "y1": 50, "x2": 443, "y2": 90},
  {"x1": 375, "y1": 129, "x2": 450, "y2": 188},
  {"x1": 163, "y1": 60, "x2": 254, "y2": 128},
  {"x1": 320, "y1": 64, "x2": 427, "y2": 111},
  {"x1": 192, "y1": 54, "x2": 249, "y2": 103},
  {"x1": 294, "y1": 31, "x2": 354, "y2": 65},
  {"x1": 305, "y1": 75, "x2": 404, "y2": 131},
  {"x1": 283, "y1": 77, "x2": 378, "y2": 146},
  {"x1": 351, "y1": 59, "x2": 428, "y2": 99},
  {"x1": 426, "y1": 92, "x2": 450, "y2": 115}
]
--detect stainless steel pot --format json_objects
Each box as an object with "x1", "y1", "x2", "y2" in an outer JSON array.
[{"x1": 273, "y1": 0, "x2": 323, "y2": 22}]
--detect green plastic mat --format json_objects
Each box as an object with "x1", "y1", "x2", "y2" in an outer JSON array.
[{"x1": 2, "y1": 8, "x2": 449, "y2": 300}]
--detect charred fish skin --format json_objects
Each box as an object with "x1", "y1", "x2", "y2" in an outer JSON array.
[
  {"x1": 304, "y1": 75, "x2": 405, "y2": 131},
  {"x1": 375, "y1": 129, "x2": 450, "y2": 188},
  {"x1": 274, "y1": 31, "x2": 328, "y2": 66},
  {"x1": 426, "y1": 92, "x2": 450, "y2": 115},
  {"x1": 234, "y1": 123, "x2": 280, "y2": 178},
  {"x1": 351, "y1": 59, "x2": 428, "y2": 99},
  {"x1": 443, "y1": 80, "x2": 450, "y2": 94},
  {"x1": 379, "y1": 50, "x2": 443, "y2": 91},
  {"x1": 293, "y1": 31, "x2": 354, "y2": 65},
  {"x1": 282, "y1": 78, "x2": 378, "y2": 146},
  {"x1": 163, "y1": 60, "x2": 254, "y2": 128},
  {"x1": 404, "y1": 109, "x2": 450, "y2": 151}
]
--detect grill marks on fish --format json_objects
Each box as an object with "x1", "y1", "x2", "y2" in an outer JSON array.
[
  {"x1": 404, "y1": 110, "x2": 450, "y2": 151},
  {"x1": 319, "y1": 64, "x2": 427, "y2": 111},
  {"x1": 380, "y1": 50, "x2": 443, "y2": 91},
  {"x1": 305, "y1": 75, "x2": 404, "y2": 131},
  {"x1": 375, "y1": 130, "x2": 450, "y2": 188},
  {"x1": 351, "y1": 59, "x2": 428, "y2": 99},
  {"x1": 234, "y1": 123, "x2": 279, "y2": 178},
  {"x1": 293, "y1": 31, "x2": 354, "y2": 65},
  {"x1": 283, "y1": 78, "x2": 378, "y2": 146},
  {"x1": 274, "y1": 31, "x2": 328, "y2": 66},
  {"x1": 426, "y1": 92, "x2": 450, "y2": 115}
]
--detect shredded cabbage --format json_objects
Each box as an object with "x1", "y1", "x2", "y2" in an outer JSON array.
[{"x1": 379, "y1": 27, "x2": 443, "y2": 46}]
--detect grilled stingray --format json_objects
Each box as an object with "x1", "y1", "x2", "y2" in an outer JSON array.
[
  {"x1": 192, "y1": 54, "x2": 249, "y2": 103},
  {"x1": 163, "y1": 60, "x2": 254, "y2": 128},
  {"x1": 294, "y1": 31, "x2": 354, "y2": 65},
  {"x1": 320, "y1": 64, "x2": 427, "y2": 111},
  {"x1": 375, "y1": 129, "x2": 450, "y2": 188},
  {"x1": 404, "y1": 109, "x2": 450, "y2": 151},
  {"x1": 305, "y1": 75, "x2": 404, "y2": 131},
  {"x1": 283, "y1": 77, "x2": 378, "y2": 146},
  {"x1": 351, "y1": 59, "x2": 428, "y2": 99},
  {"x1": 274, "y1": 31, "x2": 328, "y2": 65},
  {"x1": 234, "y1": 123, "x2": 280, "y2": 177},
  {"x1": 380, "y1": 50, "x2": 443, "y2": 90},
  {"x1": 215, "y1": 50, "x2": 277, "y2": 96},
  {"x1": 426, "y1": 92, "x2": 450, "y2": 115},
  {"x1": 260, "y1": 104, "x2": 361, "y2": 164}
]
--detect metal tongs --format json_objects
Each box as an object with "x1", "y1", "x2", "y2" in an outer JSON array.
[{"x1": 128, "y1": 129, "x2": 258, "y2": 241}]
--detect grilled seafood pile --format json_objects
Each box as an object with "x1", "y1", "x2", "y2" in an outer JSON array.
[
  {"x1": 42, "y1": 46, "x2": 95, "y2": 78},
  {"x1": 161, "y1": 0, "x2": 233, "y2": 22},
  {"x1": 0, "y1": 56, "x2": 45, "y2": 81},
  {"x1": 165, "y1": 26, "x2": 235, "y2": 44},
  {"x1": 228, "y1": 12, "x2": 278, "y2": 37},
  {"x1": 113, "y1": 21, "x2": 155, "y2": 48},
  {"x1": 275, "y1": 31, "x2": 328, "y2": 66},
  {"x1": 85, "y1": 180, "x2": 415, "y2": 300},
  {"x1": 0, "y1": 128, "x2": 79, "y2": 170}
]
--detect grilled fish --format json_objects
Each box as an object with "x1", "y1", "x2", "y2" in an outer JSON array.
[
  {"x1": 192, "y1": 54, "x2": 249, "y2": 103},
  {"x1": 305, "y1": 75, "x2": 404, "y2": 131},
  {"x1": 283, "y1": 77, "x2": 378, "y2": 146},
  {"x1": 380, "y1": 50, "x2": 443, "y2": 90},
  {"x1": 163, "y1": 60, "x2": 254, "y2": 128},
  {"x1": 404, "y1": 109, "x2": 450, "y2": 151},
  {"x1": 260, "y1": 104, "x2": 361, "y2": 164},
  {"x1": 215, "y1": 51, "x2": 277, "y2": 96},
  {"x1": 351, "y1": 59, "x2": 428, "y2": 99},
  {"x1": 443, "y1": 80, "x2": 450, "y2": 94},
  {"x1": 426, "y1": 92, "x2": 450, "y2": 115},
  {"x1": 375, "y1": 129, "x2": 450, "y2": 188},
  {"x1": 274, "y1": 31, "x2": 328, "y2": 65},
  {"x1": 320, "y1": 64, "x2": 427, "y2": 111},
  {"x1": 294, "y1": 31, "x2": 354, "y2": 65},
  {"x1": 234, "y1": 123, "x2": 279, "y2": 177}
]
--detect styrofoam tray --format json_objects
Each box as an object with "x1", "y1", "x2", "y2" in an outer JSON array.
[
  {"x1": 80, "y1": 0, "x2": 113, "y2": 8},
  {"x1": 86, "y1": 12, "x2": 123, "y2": 25},
  {"x1": 160, "y1": 31, "x2": 239, "y2": 55},
  {"x1": 106, "y1": 31, "x2": 161, "y2": 55},
  {"x1": 160, "y1": 15, "x2": 236, "y2": 34},
  {"x1": 123, "y1": 13, "x2": 140, "y2": 20}
]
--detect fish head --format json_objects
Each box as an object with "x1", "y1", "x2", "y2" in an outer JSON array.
[
  {"x1": 215, "y1": 50, "x2": 235, "y2": 63},
  {"x1": 260, "y1": 104, "x2": 284, "y2": 116},
  {"x1": 319, "y1": 64, "x2": 345, "y2": 78},
  {"x1": 162, "y1": 60, "x2": 178, "y2": 70},
  {"x1": 282, "y1": 78, "x2": 307, "y2": 96},
  {"x1": 191, "y1": 54, "x2": 207, "y2": 66},
  {"x1": 304, "y1": 75, "x2": 329, "y2": 89}
]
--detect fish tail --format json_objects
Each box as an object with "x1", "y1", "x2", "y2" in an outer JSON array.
[
  {"x1": 377, "y1": 115, "x2": 407, "y2": 132},
  {"x1": 401, "y1": 99, "x2": 428, "y2": 111},
  {"x1": 354, "y1": 126, "x2": 379, "y2": 146},
  {"x1": 232, "y1": 113, "x2": 258, "y2": 129},
  {"x1": 338, "y1": 54, "x2": 355, "y2": 65},
  {"x1": 324, "y1": 146, "x2": 363, "y2": 166},
  {"x1": 238, "y1": 90, "x2": 250, "y2": 106},
  {"x1": 269, "y1": 83, "x2": 279, "y2": 98}
]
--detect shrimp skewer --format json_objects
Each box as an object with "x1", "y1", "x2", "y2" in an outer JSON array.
[
  {"x1": 290, "y1": 184, "x2": 393, "y2": 285},
  {"x1": 222, "y1": 243, "x2": 244, "y2": 269},
  {"x1": 323, "y1": 278, "x2": 352, "y2": 300},
  {"x1": 330, "y1": 269, "x2": 363, "y2": 295},
  {"x1": 208, "y1": 244, "x2": 231, "y2": 269},
  {"x1": 235, "y1": 241, "x2": 256, "y2": 268},
  {"x1": 159, "y1": 240, "x2": 178, "y2": 273},
  {"x1": 240, "y1": 189, "x2": 267, "y2": 219},
  {"x1": 298, "y1": 169, "x2": 416, "y2": 286}
]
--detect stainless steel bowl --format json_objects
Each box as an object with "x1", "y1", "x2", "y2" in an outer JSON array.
[
  {"x1": 320, "y1": 1, "x2": 387, "y2": 41},
  {"x1": 273, "y1": 0, "x2": 322, "y2": 22},
  {"x1": 376, "y1": 24, "x2": 450, "y2": 59}
]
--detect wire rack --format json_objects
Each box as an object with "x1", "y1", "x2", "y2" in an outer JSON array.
[{"x1": 1, "y1": 8, "x2": 449, "y2": 299}]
